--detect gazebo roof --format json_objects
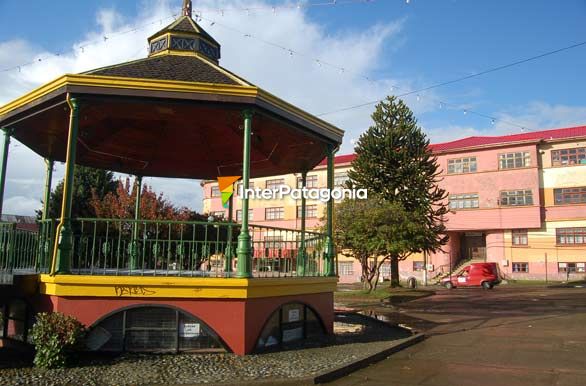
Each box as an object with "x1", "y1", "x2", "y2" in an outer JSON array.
[
  {"x1": 0, "y1": 1, "x2": 343, "y2": 180},
  {"x1": 82, "y1": 54, "x2": 245, "y2": 85}
]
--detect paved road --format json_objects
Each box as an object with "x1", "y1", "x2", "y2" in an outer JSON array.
[{"x1": 332, "y1": 285, "x2": 586, "y2": 386}]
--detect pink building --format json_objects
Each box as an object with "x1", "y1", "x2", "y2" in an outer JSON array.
[{"x1": 203, "y1": 125, "x2": 586, "y2": 283}]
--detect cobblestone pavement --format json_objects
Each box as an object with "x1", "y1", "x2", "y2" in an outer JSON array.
[
  {"x1": 331, "y1": 285, "x2": 586, "y2": 386},
  {"x1": 0, "y1": 313, "x2": 412, "y2": 386}
]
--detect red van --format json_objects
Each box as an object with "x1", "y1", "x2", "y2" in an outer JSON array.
[{"x1": 441, "y1": 262, "x2": 501, "y2": 290}]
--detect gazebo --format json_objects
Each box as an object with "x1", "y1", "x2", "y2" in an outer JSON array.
[{"x1": 0, "y1": 1, "x2": 343, "y2": 354}]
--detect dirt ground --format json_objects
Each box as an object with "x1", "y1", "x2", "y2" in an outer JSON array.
[{"x1": 331, "y1": 284, "x2": 586, "y2": 386}]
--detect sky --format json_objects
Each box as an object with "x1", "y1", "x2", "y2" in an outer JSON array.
[{"x1": 0, "y1": 0, "x2": 585, "y2": 215}]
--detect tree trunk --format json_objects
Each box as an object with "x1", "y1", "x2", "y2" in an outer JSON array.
[
  {"x1": 390, "y1": 254, "x2": 400, "y2": 287},
  {"x1": 372, "y1": 269, "x2": 381, "y2": 291},
  {"x1": 361, "y1": 258, "x2": 370, "y2": 291},
  {"x1": 366, "y1": 278, "x2": 374, "y2": 293}
]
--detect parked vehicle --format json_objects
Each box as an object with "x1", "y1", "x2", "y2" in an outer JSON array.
[{"x1": 441, "y1": 262, "x2": 501, "y2": 290}]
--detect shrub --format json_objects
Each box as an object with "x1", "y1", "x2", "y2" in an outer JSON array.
[{"x1": 29, "y1": 312, "x2": 86, "y2": 369}]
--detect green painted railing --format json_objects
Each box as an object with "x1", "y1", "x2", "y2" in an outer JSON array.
[
  {"x1": 0, "y1": 218, "x2": 329, "y2": 278},
  {"x1": 69, "y1": 218, "x2": 327, "y2": 277},
  {"x1": 0, "y1": 222, "x2": 39, "y2": 273}
]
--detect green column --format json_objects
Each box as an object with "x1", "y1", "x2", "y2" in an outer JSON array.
[
  {"x1": 42, "y1": 159, "x2": 54, "y2": 220},
  {"x1": 297, "y1": 171, "x2": 307, "y2": 276},
  {"x1": 236, "y1": 110, "x2": 253, "y2": 278},
  {"x1": 130, "y1": 175, "x2": 142, "y2": 270},
  {"x1": 40, "y1": 159, "x2": 54, "y2": 271},
  {"x1": 224, "y1": 191, "x2": 234, "y2": 275},
  {"x1": 54, "y1": 97, "x2": 80, "y2": 274},
  {"x1": 324, "y1": 145, "x2": 336, "y2": 277},
  {"x1": 0, "y1": 128, "x2": 12, "y2": 218}
]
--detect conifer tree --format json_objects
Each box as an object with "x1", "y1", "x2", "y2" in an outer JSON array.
[{"x1": 348, "y1": 96, "x2": 449, "y2": 287}]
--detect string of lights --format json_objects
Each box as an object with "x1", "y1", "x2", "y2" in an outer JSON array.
[
  {"x1": 199, "y1": 13, "x2": 584, "y2": 131},
  {"x1": 192, "y1": 0, "x2": 379, "y2": 16},
  {"x1": 0, "y1": 12, "x2": 179, "y2": 73},
  {"x1": 316, "y1": 39, "x2": 586, "y2": 131},
  {"x1": 0, "y1": 0, "x2": 380, "y2": 74},
  {"x1": 2, "y1": 1, "x2": 582, "y2": 134}
]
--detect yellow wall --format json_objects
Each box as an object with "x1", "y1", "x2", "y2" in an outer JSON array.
[{"x1": 504, "y1": 219, "x2": 586, "y2": 263}]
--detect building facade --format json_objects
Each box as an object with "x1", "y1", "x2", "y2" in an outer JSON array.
[{"x1": 202, "y1": 126, "x2": 586, "y2": 283}]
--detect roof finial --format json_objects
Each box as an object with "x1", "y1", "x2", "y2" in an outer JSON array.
[{"x1": 182, "y1": 0, "x2": 192, "y2": 17}]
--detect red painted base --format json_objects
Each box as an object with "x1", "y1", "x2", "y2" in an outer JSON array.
[{"x1": 34, "y1": 293, "x2": 333, "y2": 355}]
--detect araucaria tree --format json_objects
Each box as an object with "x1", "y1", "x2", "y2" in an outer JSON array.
[{"x1": 348, "y1": 96, "x2": 449, "y2": 287}]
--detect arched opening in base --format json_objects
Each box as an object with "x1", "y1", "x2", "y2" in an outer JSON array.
[
  {"x1": 87, "y1": 305, "x2": 228, "y2": 353},
  {"x1": 255, "y1": 302, "x2": 326, "y2": 352}
]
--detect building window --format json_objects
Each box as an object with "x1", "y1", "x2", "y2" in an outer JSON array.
[
  {"x1": 512, "y1": 262, "x2": 529, "y2": 273},
  {"x1": 296, "y1": 175, "x2": 318, "y2": 188},
  {"x1": 236, "y1": 181, "x2": 254, "y2": 193},
  {"x1": 557, "y1": 263, "x2": 586, "y2": 273},
  {"x1": 380, "y1": 263, "x2": 391, "y2": 277},
  {"x1": 338, "y1": 262, "x2": 354, "y2": 276},
  {"x1": 413, "y1": 261, "x2": 425, "y2": 271},
  {"x1": 512, "y1": 229, "x2": 528, "y2": 245},
  {"x1": 552, "y1": 147, "x2": 586, "y2": 166},
  {"x1": 500, "y1": 190, "x2": 533, "y2": 206},
  {"x1": 266, "y1": 179, "x2": 285, "y2": 190},
  {"x1": 556, "y1": 227, "x2": 586, "y2": 245},
  {"x1": 235, "y1": 209, "x2": 253, "y2": 222},
  {"x1": 447, "y1": 157, "x2": 477, "y2": 174},
  {"x1": 264, "y1": 236, "x2": 283, "y2": 249},
  {"x1": 297, "y1": 205, "x2": 318, "y2": 219},
  {"x1": 554, "y1": 187, "x2": 586, "y2": 205},
  {"x1": 265, "y1": 207, "x2": 284, "y2": 220},
  {"x1": 499, "y1": 152, "x2": 531, "y2": 169},
  {"x1": 211, "y1": 186, "x2": 220, "y2": 197},
  {"x1": 334, "y1": 172, "x2": 349, "y2": 187},
  {"x1": 211, "y1": 211, "x2": 225, "y2": 219},
  {"x1": 449, "y1": 193, "x2": 479, "y2": 209}
]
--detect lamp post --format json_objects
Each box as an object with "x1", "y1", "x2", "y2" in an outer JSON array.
[{"x1": 236, "y1": 110, "x2": 253, "y2": 278}]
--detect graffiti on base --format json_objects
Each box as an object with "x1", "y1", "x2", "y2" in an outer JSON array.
[{"x1": 114, "y1": 285, "x2": 156, "y2": 297}]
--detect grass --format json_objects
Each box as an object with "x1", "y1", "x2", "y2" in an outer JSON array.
[
  {"x1": 334, "y1": 285, "x2": 435, "y2": 305},
  {"x1": 504, "y1": 279, "x2": 562, "y2": 286},
  {"x1": 334, "y1": 287, "x2": 393, "y2": 300}
]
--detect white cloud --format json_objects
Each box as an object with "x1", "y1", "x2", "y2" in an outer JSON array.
[
  {"x1": 494, "y1": 101, "x2": 586, "y2": 132},
  {"x1": 3, "y1": 196, "x2": 41, "y2": 216},
  {"x1": 0, "y1": 0, "x2": 407, "y2": 215},
  {"x1": 3, "y1": 1, "x2": 583, "y2": 216},
  {"x1": 423, "y1": 101, "x2": 586, "y2": 145}
]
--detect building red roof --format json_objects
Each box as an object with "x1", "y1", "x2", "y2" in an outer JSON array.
[
  {"x1": 430, "y1": 125, "x2": 586, "y2": 153},
  {"x1": 324, "y1": 125, "x2": 586, "y2": 165}
]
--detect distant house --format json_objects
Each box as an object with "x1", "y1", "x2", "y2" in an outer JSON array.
[{"x1": 0, "y1": 214, "x2": 38, "y2": 232}]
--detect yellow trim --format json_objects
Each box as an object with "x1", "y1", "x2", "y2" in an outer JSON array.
[
  {"x1": 149, "y1": 49, "x2": 200, "y2": 58},
  {"x1": 49, "y1": 93, "x2": 75, "y2": 275},
  {"x1": 38, "y1": 275, "x2": 337, "y2": 299},
  {"x1": 192, "y1": 54, "x2": 251, "y2": 86},
  {"x1": 0, "y1": 74, "x2": 257, "y2": 117},
  {"x1": 257, "y1": 89, "x2": 344, "y2": 137},
  {"x1": 0, "y1": 74, "x2": 343, "y2": 141}
]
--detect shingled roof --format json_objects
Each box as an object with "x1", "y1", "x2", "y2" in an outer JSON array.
[
  {"x1": 83, "y1": 54, "x2": 245, "y2": 85},
  {"x1": 148, "y1": 15, "x2": 219, "y2": 47}
]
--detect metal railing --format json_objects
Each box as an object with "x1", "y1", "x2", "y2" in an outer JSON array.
[
  {"x1": 0, "y1": 222, "x2": 39, "y2": 274},
  {"x1": 0, "y1": 219, "x2": 329, "y2": 278},
  {"x1": 69, "y1": 218, "x2": 327, "y2": 277}
]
